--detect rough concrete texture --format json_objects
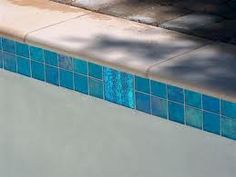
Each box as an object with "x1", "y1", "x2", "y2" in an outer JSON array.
[{"x1": 0, "y1": 70, "x2": 236, "y2": 177}]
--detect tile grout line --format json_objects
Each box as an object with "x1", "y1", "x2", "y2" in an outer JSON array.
[{"x1": 23, "y1": 12, "x2": 93, "y2": 43}]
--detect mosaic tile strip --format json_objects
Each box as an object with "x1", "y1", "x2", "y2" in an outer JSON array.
[{"x1": 0, "y1": 36, "x2": 235, "y2": 141}]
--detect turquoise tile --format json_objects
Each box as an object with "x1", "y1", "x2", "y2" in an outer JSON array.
[
  {"x1": 135, "y1": 76, "x2": 150, "y2": 93},
  {"x1": 104, "y1": 68, "x2": 134, "y2": 108},
  {"x1": 151, "y1": 96, "x2": 167, "y2": 119},
  {"x1": 17, "y1": 56, "x2": 30, "y2": 77},
  {"x1": 88, "y1": 63, "x2": 102, "y2": 79},
  {"x1": 30, "y1": 46, "x2": 44, "y2": 62},
  {"x1": 221, "y1": 100, "x2": 236, "y2": 119},
  {"x1": 16, "y1": 42, "x2": 29, "y2": 58},
  {"x1": 202, "y1": 95, "x2": 220, "y2": 114},
  {"x1": 3, "y1": 52, "x2": 16, "y2": 72},
  {"x1": 89, "y1": 78, "x2": 103, "y2": 99},
  {"x1": 59, "y1": 69, "x2": 73, "y2": 89},
  {"x1": 73, "y1": 58, "x2": 87, "y2": 75},
  {"x1": 58, "y1": 54, "x2": 73, "y2": 71},
  {"x1": 168, "y1": 101, "x2": 184, "y2": 124},
  {"x1": 203, "y1": 111, "x2": 220, "y2": 135},
  {"x1": 0, "y1": 51, "x2": 3, "y2": 68},
  {"x1": 46, "y1": 65, "x2": 59, "y2": 86},
  {"x1": 168, "y1": 85, "x2": 184, "y2": 103},
  {"x1": 74, "y1": 73, "x2": 88, "y2": 94},
  {"x1": 185, "y1": 106, "x2": 203, "y2": 129},
  {"x1": 221, "y1": 117, "x2": 236, "y2": 140},
  {"x1": 0, "y1": 37, "x2": 2, "y2": 50},
  {"x1": 151, "y1": 80, "x2": 167, "y2": 98},
  {"x1": 31, "y1": 61, "x2": 45, "y2": 81},
  {"x1": 44, "y1": 50, "x2": 58, "y2": 66},
  {"x1": 185, "y1": 90, "x2": 202, "y2": 109},
  {"x1": 2, "y1": 38, "x2": 15, "y2": 54},
  {"x1": 136, "y1": 92, "x2": 151, "y2": 114}
]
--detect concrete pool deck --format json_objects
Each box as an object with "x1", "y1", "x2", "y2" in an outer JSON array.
[
  {"x1": 0, "y1": 70, "x2": 236, "y2": 177},
  {"x1": 1, "y1": 0, "x2": 236, "y2": 102}
]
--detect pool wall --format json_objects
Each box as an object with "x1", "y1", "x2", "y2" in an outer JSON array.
[{"x1": 0, "y1": 36, "x2": 236, "y2": 141}]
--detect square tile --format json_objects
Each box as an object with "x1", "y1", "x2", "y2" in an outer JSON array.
[
  {"x1": 202, "y1": 95, "x2": 220, "y2": 114},
  {"x1": 16, "y1": 42, "x2": 29, "y2": 58},
  {"x1": 151, "y1": 96, "x2": 167, "y2": 119},
  {"x1": 221, "y1": 100, "x2": 236, "y2": 119},
  {"x1": 168, "y1": 101, "x2": 184, "y2": 124},
  {"x1": 73, "y1": 58, "x2": 87, "y2": 75},
  {"x1": 3, "y1": 52, "x2": 16, "y2": 72},
  {"x1": 104, "y1": 68, "x2": 134, "y2": 108},
  {"x1": 168, "y1": 85, "x2": 184, "y2": 103},
  {"x1": 17, "y1": 56, "x2": 30, "y2": 77},
  {"x1": 58, "y1": 54, "x2": 73, "y2": 71},
  {"x1": 150, "y1": 80, "x2": 167, "y2": 99},
  {"x1": 2, "y1": 38, "x2": 15, "y2": 54},
  {"x1": 203, "y1": 111, "x2": 220, "y2": 135},
  {"x1": 0, "y1": 51, "x2": 3, "y2": 68},
  {"x1": 88, "y1": 63, "x2": 102, "y2": 79},
  {"x1": 46, "y1": 65, "x2": 59, "y2": 86},
  {"x1": 74, "y1": 73, "x2": 88, "y2": 94},
  {"x1": 30, "y1": 46, "x2": 44, "y2": 62},
  {"x1": 135, "y1": 92, "x2": 151, "y2": 114},
  {"x1": 0, "y1": 37, "x2": 2, "y2": 50},
  {"x1": 135, "y1": 76, "x2": 150, "y2": 94},
  {"x1": 44, "y1": 50, "x2": 58, "y2": 66},
  {"x1": 185, "y1": 106, "x2": 203, "y2": 129},
  {"x1": 59, "y1": 69, "x2": 73, "y2": 89},
  {"x1": 221, "y1": 117, "x2": 236, "y2": 140},
  {"x1": 31, "y1": 61, "x2": 45, "y2": 81},
  {"x1": 89, "y1": 77, "x2": 104, "y2": 99},
  {"x1": 185, "y1": 90, "x2": 202, "y2": 109}
]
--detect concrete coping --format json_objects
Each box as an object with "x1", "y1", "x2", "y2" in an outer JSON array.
[{"x1": 1, "y1": 0, "x2": 236, "y2": 102}]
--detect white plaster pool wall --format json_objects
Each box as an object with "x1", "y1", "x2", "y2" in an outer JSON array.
[{"x1": 0, "y1": 70, "x2": 235, "y2": 177}]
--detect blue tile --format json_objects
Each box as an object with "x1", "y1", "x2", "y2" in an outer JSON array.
[
  {"x1": 74, "y1": 73, "x2": 88, "y2": 94},
  {"x1": 168, "y1": 101, "x2": 184, "y2": 124},
  {"x1": 3, "y1": 52, "x2": 16, "y2": 72},
  {"x1": 135, "y1": 76, "x2": 150, "y2": 93},
  {"x1": 104, "y1": 68, "x2": 134, "y2": 108},
  {"x1": 185, "y1": 90, "x2": 202, "y2": 109},
  {"x1": 185, "y1": 106, "x2": 203, "y2": 129},
  {"x1": 44, "y1": 50, "x2": 58, "y2": 66},
  {"x1": 58, "y1": 54, "x2": 73, "y2": 71},
  {"x1": 31, "y1": 61, "x2": 45, "y2": 81},
  {"x1": 151, "y1": 80, "x2": 167, "y2": 99},
  {"x1": 221, "y1": 100, "x2": 236, "y2": 119},
  {"x1": 202, "y1": 95, "x2": 220, "y2": 114},
  {"x1": 30, "y1": 46, "x2": 44, "y2": 62},
  {"x1": 221, "y1": 117, "x2": 236, "y2": 140},
  {"x1": 135, "y1": 92, "x2": 151, "y2": 114},
  {"x1": 16, "y1": 42, "x2": 29, "y2": 58},
  {"x1": 73, "y1": 58, "x2": 87, "y2": 75},
  {"x1": 46, "y1": 65, "x2": 59, "y2": 86},
  {"x1": 89, "y1": 78, "x2": 103, "y2": 99},
  {"x1": 59, "y1": 69, "x2": 73, "y2": 89},
  {"x1": 151, "y1": 96, "x2": 167, "y2": 119},
  {"x1": 203, "y1": 111, "x2": 220, "y2": 135},
  {"x1": 2, "y1": 38, "x2": 15, "y2": 53},
  {"x1": 0, "y1": 51, "x2": 3, "y2": 68},
  {"x1": 168, "y1": 85, "x2": 184, "y2": 103},
  {"x1": 88, "y1": 63, "x2": 102, "y2": 79},
  {"x1": 17, "y1": 56, "x2": 30, "y2": 77},
  {"x1": 0, "y1": 37, "x2": 2, "y2": 50}
]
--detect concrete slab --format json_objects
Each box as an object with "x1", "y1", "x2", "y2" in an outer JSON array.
[
  {"x1": 148, "y1": 43, "x2": 236, "y2": 102},
  {"x1": 160, "y1": 13, "x2": 223, "y2": 37},
  {"x1": 0, "y1": 0, "x2": 89, "y2": 41},
  {"x1": 100, "y1": 1, "x2": 190, "y2": 25},
  {"x1": 25, "y1": 13, "x2": 207, "y2": 77},
  {"x1": 0, "y1": 70, "x2": 236, "y2": 177}
]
